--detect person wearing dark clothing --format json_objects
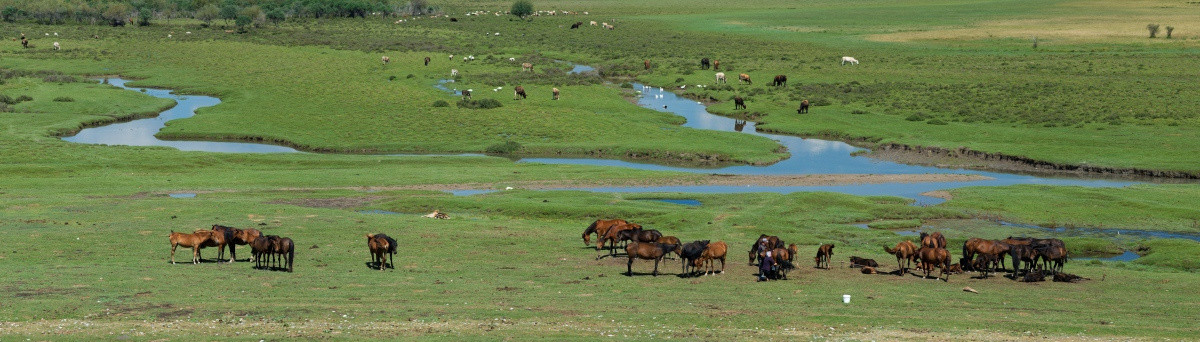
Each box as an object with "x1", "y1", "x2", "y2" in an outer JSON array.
[{"x1": 758, "y1": 251, "x2": 775, "y2": 282}]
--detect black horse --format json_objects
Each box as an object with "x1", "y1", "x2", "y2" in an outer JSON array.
[{"x1": 700, "y1": 58, "x2": 711, "y2": 69}]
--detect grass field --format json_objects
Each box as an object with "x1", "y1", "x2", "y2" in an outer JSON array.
[{"x1": 2, "y1": 0, "x2": 1200, "y2": 339}]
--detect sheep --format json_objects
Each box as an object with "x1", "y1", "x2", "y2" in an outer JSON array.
[
  {"x1": 841, "y1": 56, "x2": 859, "y2": 65},
  {"x1": 450, "y1": 69, "x2": 458, "y2": 77},
  {"x1": 381, "y1": 56, "x2": 390, "y2": 64},
  {"x1": 552, "y1": 87, "x2": 560, "y2": 100},
  {"x1": 590, "y1": 21, "x2": 598, "y2": 26},
  {"x1": 52, "y1": 42, "x2": 60, "y2": 50},
  {"x1": 509, "y1": 57, "x2": 516, "y2": 62}
]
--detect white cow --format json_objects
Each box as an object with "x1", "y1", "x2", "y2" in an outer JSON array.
[
  {"x1": 841, "y1": 56, "x2": 859, "y2": 65},
  {"x1": 715, "y1": 72, "x2": 726, "y2": 83}
]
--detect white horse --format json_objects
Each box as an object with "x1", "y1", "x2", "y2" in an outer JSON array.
[
  {"x1": 841, "y1": 56, "x2": 859, "y2": 65},
  {"x1": 715, "y1": 72, "x2": 726, "y2": 84},
  {"x1": 451, "y1": 69, "x2": 458, "y2": 77}
]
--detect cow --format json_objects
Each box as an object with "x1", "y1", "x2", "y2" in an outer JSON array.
[{"x1": 733, "y1": 96, "x2": 746, "y2": 110}]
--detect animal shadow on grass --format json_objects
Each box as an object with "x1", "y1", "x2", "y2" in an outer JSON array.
[{"x1": 363, "y1": 261, "x2": 394, "y2": 270}]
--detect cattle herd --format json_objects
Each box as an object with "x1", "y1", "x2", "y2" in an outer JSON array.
[{"x1": 583, "y1": 219, "x2": 1082, "y2": 283}]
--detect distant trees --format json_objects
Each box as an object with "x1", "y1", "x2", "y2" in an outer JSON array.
[
  {"x1": 195, "y1": 4, "x2": 219, "y2": 25},
  {"x1": 102, "y1": 2, "x2": 132, "y2": 26},
  {"x1": 0, "y1": 0, "x2": 415, "y2": 26},
  {"x1": 510, "y1": 0, "x2": 533, "y2": 19},
  {"x1": 1147, "y1": 24, "x2": 1160, "y2": 38}
]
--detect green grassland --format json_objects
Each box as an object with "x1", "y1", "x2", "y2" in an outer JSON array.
[{"x1": 2, "y1": 0, "x2": 1200, "y2": 339}]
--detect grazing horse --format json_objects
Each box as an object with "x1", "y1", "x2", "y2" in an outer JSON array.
[
  {"x1": 209, "y1": 225, "x2": 239, "y2": 262},
  {"x1": 712, "y1": 60, "x2": 720, "y2": 70},
  {"x1": 644, "y1": 59, "x2": 650, "y2": 70},
  {"x1": 570, "y1": 22, "x2": 582, "y2": 29},
  {"x1": 797, "y1": 99, "x2": 809, "y2": 114},
  {"x1": 596, "y1": 222, "x2": 641, "y2": 259},
  {"x1": 814, "y1": 244, "x2": 835, "y2": 269},
  {"x1": 715, "y1": 72, "x2": 726, "y2": 84},
  {"x1": 381, "y1": 56, "x2": 390, "y2": 64},
  {"x1": 764, "y1": 247, "x2": 794, "y2": 279},
  {"x1": 168, "y1": 230, "x2": 216, "y2": 264},
  {"x1": 849, "y1": 256, "x2": 878, "y2": 268},
  {"x1": 841, "y1": 56, "x2": 859, "y2": 65},
  {"x1": 461, "y1": 89, "x2": 471, "y2": 99},
  {"x1": 772, "y1": 75, "x2": 787, "y2": 87},
  {"x1": 920, "y1": 232, "x2": 947, "y2": 249},
  {"x1": 625, "y1": 242, "x2": 679, "y2": 277},
  {"x1": 700, "y1": 58, "x2": 711, "y2": 69},
  {"x1": 884, "y1": 240, "x2": 918, "y2": 275},
  {"x1": 424, "y1": 56, "x2": 431, "y2": 66},
  {"x1": 1035, "y1": 245, "x2": 1068, "y2": 274},
  {"x1": 521, "y1": 62, "x2": 533, "y2": 72},
  {"x1": 582, "y1": 219, "x2": 633, "y2": 246},
  {"x1": 514, "y1": 86, "x2": 527, "y2": 99},
  {"x1": 1007, "y1": 244, "x2": 1038, "y2": 277},
  {"x1": 747, "y1": 235, "x2": 783, "y2": 265},
  {"x1": 616, "y1": 228, "x2": 663, "y2": 244},
  {"x1": 695, "y1": 241, "x2": 727, "y2": 276},
  {"x1": 251, "y1": 235, "x2": 275, "y2": 269},
  {"x1": 552, "y1": 87, "x2": 560, "y2": 100},
  {"x1": 917, "y1": 247, "x2": 951, "y2": 281},
  {"x1": 733, "y1": 96, "x2": 746, "y2": 110},
  {"x1": 738, "y1": 73, "x2": 751, "y2": 84},
  {"x1": 679, "y1": 240, "x2": 710, "y2": 275},
  {"x1": 272, "y1": 237, "x2": 295, "y2": 272},
  {"x1": 366, "y1": 234, "x2": 397, "y2": 271},
  {"x1": 964, "y1": 238, "x2": 1011, "y2": 271}
]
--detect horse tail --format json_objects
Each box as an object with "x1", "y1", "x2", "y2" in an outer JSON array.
[{"x1": 778, "y1": 260, "x2": 795, "y2": 270}]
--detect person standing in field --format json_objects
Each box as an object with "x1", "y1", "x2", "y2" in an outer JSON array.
[{"x1": 758, "y1": 251, "x2": 774, "y2": 282}]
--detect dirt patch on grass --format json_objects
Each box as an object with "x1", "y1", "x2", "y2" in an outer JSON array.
[{"x1": 920, "y1": 190, "x2": 953, "y2": 201}]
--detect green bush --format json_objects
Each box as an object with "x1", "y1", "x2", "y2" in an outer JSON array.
[
  {"x1": 926, "y1": 119, "x2": 947, "y2": 125},
  {"x1": 431, "y1": 100, "x2": 449, "y2": 107},
  {"x1": 457, "y1": 98, "x2": 503, "y2": 109},
  {"x1": 53, "y1": 96, "x2": 74, "y2": 102},
  {"x1": 15, "y1": 95, "x2": 31, "y2": 102},
  {"x1": 486, "y1": 140, "x2": 522, "y2": 154}
]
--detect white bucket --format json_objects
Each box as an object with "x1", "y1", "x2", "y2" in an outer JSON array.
[{"x1": 842, "y1": 294, "x2": 851, "y2": 303}]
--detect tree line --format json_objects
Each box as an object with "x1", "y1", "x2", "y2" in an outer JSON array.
[{"x1": 1, "y1": 0, "x2": 441, "y2": 27}]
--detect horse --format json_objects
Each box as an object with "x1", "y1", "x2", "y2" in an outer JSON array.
[
  {"x1": 231, "y1": 227, "x2": 262, "y2": 262},
  {"x1": 570, "y1": 22, "x2": 582, "y2": 29},
  {"x1": 884, "y1": 240, "x2": 918, "y2": 275},
  {"x1": 814, "y1": 244, "x2": 835, "y2": 269},
  {"x1": 797, "y1": 99, "x2": 809, "y2": 114},
  {"x1": 552, "y1": 87, "x2": 560, "y2": 100},
  {"x1": 700, "y1": 58, "x2": 710, "y2": 69},
  {"x1": 733, "y1": 120, "x2": 746, "y2": 132},
  {"x1": 381, "y1": 56, "x2": 390, "y2": 64},
  {"x1": 715, "y1": 72, "x2": 726, "y2": 84},
  {"x1": 1035, "y1": 245, "x2": 1068, "y2": 274},
  {"x1": 849, "y1": 256, "x2": 878, "y2": 268},
  {"x1": 920, "y1": 232, "x2": 947, "y2": 249},
  {"x1": 841, "y1": 56, "x2": 859, "y2": 65},
  {"x1": 514, "y1": 86, "x2": 527, "y2": 100},
  {"x1": 521, "y1": 62, "x2": 533, "y2": 72},
  {"x1": 772, "y1": 75, "x2": 787, "y2": 87},
  {"x1": 964, "y1": 238, "x2": 1011, "y2": 271},
  {"x1": 596, "y1": 222, "x2": 642, "y2": 259},
  {"x1": 209, "y1": 225, "x2": 240, "y2": 262},
  {"x1": 625, "y1": 242, "x2": 679, "y2": 277},
  {"x1": 712, "y1": 60, "x2": 719, "y2": 70},
  {"x1": 616, "y1": 228, "x2": 663, "y2": 244},
  {"x1": 695, "y1": 241, "x2": 727, "y2": 276},
  {"x1": 946, "y1": 263, "x2": 963, "y2": 274},
  {"x1": 679, "y1": 240, "x2": 710, "y2": 275},
  {"x1": 747, "y1": 235, "x2": 783, "y2": 265},
  {"x1": 644, "y1": 59, "x2": 650, "y2": 70},
  {"x1": 20, "y1": 38, "x2": 28, "y2": 48},
  {"x1": 974, "y1": 253, "x2": 999, "y2": 278},
  {"x1": 916, "y1": 247, "x2": 951, "y2": 281},
  {"x1": 461, "y1": 89, "x2": 471, "y2": 99},
  {"x1": 738, "y1": 73, "x2": 751, "y2": 84},
  {"x1": 272, "y1": 236, "x2": 295, "y2": 272},
  {"x1": 733, "y1": 96, "x2": 746, "y2": 110},
  {"x1": 761, "y1": 247, "x2": 794, "y2": 279},
  {"x1": 366, "y1": 233, "x2": 397, "y2": 271},
  {"x1": 424, "y1": 56, "x2": 431, "y2": 66},
  {"x1": 787, "y1": 244, "x2": 799, "y2": 262},
  {"x1": 251, "y1": 235, "x2": 276, "y2": 269},
  {"x1": 168, "y1": 230, "x2": 216, "y2": 264},
  {"x1": 582, "y1": 219, "x2": 632, "y2": 246},
  {"x1": 1007, "y1": 244, "x2": 1038, "y2": 277}
]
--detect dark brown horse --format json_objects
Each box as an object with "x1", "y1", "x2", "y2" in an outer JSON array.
[
  {"x1": 700, "y1": 58, "x2": 711, "y2": 69},
  {"x1": 168, "y1": 230, "x2": 216, "y2": 264},
  {"x1": 251, "y1": 235, "x2": 276, "y2": 269},
  {"x1": 964, "y1": 238, "x2": 1011, "y2": 271},
  {"x1": 916, "y1": 247, "x2": 951, "y2": 281},
  {"x1": 1035, "y1": 245, "x2": 1068, "y2": 273},
  {"x1": 695, "y1": 241, "x2": 727, "y2": 276},
  {"x1": 797, "y1": 99, "x2": 809, "y2": 114},
  {"x1": 272, "y1": 236, "x2": 295, "y2": 272},
  {"x1": 514, "y1": 86, "x2": 527, "y2": 99},
  {"x1": 644, "y1": 59, "x2": 650, "y2": 70},
  {"x1": 367, "y1": 233, "x2": 397, "y2": 271},
  {"x1": 679, "y1": 240, "x2": 710, "y2": 275},
  {"x1": 625, "y1": 242, "x2": 679, "y2": 277},
  {"x1": 884, "y1": 240, "x2": 918, "y2": 275},
  {"x1": 772, "y1": 74, "x2": 787, "y2": 87},
  {"x1": 733, "y1": 96, "x2": 746, "y2": 110},
  {"x1": 920, "y1": 232, "x2": 947, "y2": 249},
  {"x1": 617, "y1": 228, "x2": 662, "y2": 244},
  {"x1": 814, "y1": 244, "x2": 835, "y2": 269},
  {"x1": 596, "y1": 222, "x2": 642, "y2": 259},
  {"x1": 1007, "y1": 244, "x2": 1038, "y2": 277},
  {"x1": 849, "y1": 256, "x2": 878, "y2": 268},
  {"x1": 787, "y1": 244, "x2": 799, "y2": 262},
  {"x1": 424, "y1": 56, "x2": 431, "y2": 66},
  {"x1": 228, "y1": 226, "x2": 262, "y2": 262},
  {"x1": 208, "y1": 225, "x2": 237, "y2": 262}
]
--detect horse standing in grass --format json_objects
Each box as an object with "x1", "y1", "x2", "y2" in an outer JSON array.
[
  {"x1": 424, "y1": 56, "x2": 431, "y2": 66},
  {"x1": 733, "y1": 96, "x2": 746, "y2": 110},
  {"x1": 251, "y1": 235, "x2": 276, "y2": 269},
  {"x1": 209, "y1": 225, "x2": 239, "y2": 262},
  {"x1": 738, "y1": 73, "x2": 751, "y2": 84},
  {"x1": 713, "y1": 60, "x2": 720, "y2": 70},
  {"x1": 272, "y1": 237, "x2": 295, "y2": 272},
  {"x1": 814, "y1": 244, "x2": 835, "y2": 269},
  {"x1": 884, "y1": 240, "x2": 918, "y2": 275},
  {"x1": 917, "y1": 247, "x2": 951, "y2": 281},
  {"x1": 798, "y1": 99, "x2": 809, "y2": 114},
  {"x1": 582, "y1": 219, "x2": 633, "y2": 246},
  {"x1": 964, "y1": 238, "x2": 1011, "y2": 271},
  {"x1": 1007, "y1": 244, "x2": 1038, "y2": 277},
  {"x1": 679, "y1": 240, "x2": 709, "y2": 275},
  {"x1": 625, "y1": 242, "x2": 679, "y2": 277},
  {"x1": 920, "y1": 232, "x2": 947, "y2": 249},
  {"x1": 596, "y1": 222, "x2": 641, "y2": 259},
  {"x1": 168, "y1": 230, "x2": 216, "y2": 264},
  {"x1": 1035, "y1": 245, "x2": 1068, "y2": 274},
  {"x1": 696, "y1": 241, "x2": 727, "y2": 276},
  {"x1": 231, "y1": 226, "x2": 262, "y2": 262},
  {"x1": 367, "y1": 234, "x2": 397, "y2": 271},
  {"x1": 772, "y1": 75, "x2": 787, "y2": 87}
]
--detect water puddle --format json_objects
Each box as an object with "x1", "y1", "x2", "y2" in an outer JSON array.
[
  {"x1": 997, "y1": 220, "x2": 1200, "y2": 243},
  {"x1": 637, "y1": 198, "x2": 701, "y2": 206},
  {"x1": 167, "y1": 193, "x2": 196, "y2": 198},
  {"x1": 1076, "y1": 250, "x2": 1141, "y2": 262}
]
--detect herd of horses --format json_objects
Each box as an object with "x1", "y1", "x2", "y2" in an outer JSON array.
[
  {"x1": 878, "y1": 232, "x2": 1073, "y2": 282},
  {"x1": 167, "y1": 225, "x2": 294, "y2": 272}
]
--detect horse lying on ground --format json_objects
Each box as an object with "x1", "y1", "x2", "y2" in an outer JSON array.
[{"x1": 849, "y1": 256, "x2": 878, "y2": 268}]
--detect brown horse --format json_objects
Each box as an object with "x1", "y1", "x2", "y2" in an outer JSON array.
[
  {"x1": 514, "y1": 86, "x2": 527, "y2": 99},
  {"x1": 168, "y1": 230, "x2": 216, "y2": 264},
  {"x1": 625, "y1": 242, "x2": 679, "y2": 277},
  {"x1": 849, "y1": 256, "x2": 878, "y2": 268},
  {"x1": 251, "y1": 235, "x2": 276, "y2": 269},
  {"x1": 712, "y1": 60, "x2": 720, "y2": 70},
  {"x1": 424, "y1": 56, "x2": 431, "y2": 66},
  {"x1": 617, "y1": 228, "x2": 662, "y2": 244},
  {"x1": 814, "y1": 244, "x2": 835, "y2": 269},
  {"x1": 1007, "y1": 244, "x2": 1038, "y2": 277},
  {"x1": 367, "y1": 233, "x2": 397, "y2": 271},
  {"x1": 738, "y1": 73, "x2": 751, "y2": 84},
  {"x1": 1035, "y1": 245, "x2": 1068, "y2": 274},
  {"x1": 694, "y1": 241, "x2": 727, "y2": 276},
  {"x1": 916, "y1": 247, "x2": 951, "y2": 281},
  {"x1": 787, "y1": 243, "x2": 799, "y2": 262},
  {"x1": 272, "y1": 236, "x2": 295, "y2": 272},
  {"x1": 768, "y1": 247, "x2": 795, "y2": 279},
  {"x1": 644, "y1": 59, "x2": 650, "y2": 70},
  {"x1": 884, "y1": 240, "x2": 918, "y2": 275},
  {"x1": 747, "y1": 235, "x2": 783, "y2": 265},
  {"x1": 228, "y1": 226, "x2": 262, "y2": 262},
  {"x1": 733, "y1": 96, "x2": 746, "y2": 110},
  {"x1": 596, "y1": 222, "x2": 642, "y2": 259},
  {"x1": 582, "y1": 219, "x2": 632, "y2": 246},
  {"x1": 974, "y1": 253, "x2": 999, "y2": 278},
  {"x1": 680, "y1": 240, "x2": 710, "y2": 275},
  {"x1": 208, "y1": 225, "x2": 237, "y2": 262},
  {"x1": 964, "y1": 238, "x2": 1011, "y2": 271},
  {"x1": 797, "y1": 99, "x2": 809, "y2": 114},
  {"x1": 772, "y1": 74, "x2": 786, "y2": 87},
  {"x1": 920, "y1": 232, "x2": 947, "y2": 249}
]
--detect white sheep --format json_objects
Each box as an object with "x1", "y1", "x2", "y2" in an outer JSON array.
[
  {"x1": 841, "y1": 56, "x2": 859, "y2": 65},
  {"x1": 52, "y1": 41, "x2": 60, "y2": 50},
  {"x1": 451, "y1": 69, "x2": 458, "y2": 77}
]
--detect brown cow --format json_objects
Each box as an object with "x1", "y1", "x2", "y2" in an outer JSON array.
[
  {"x1": 733, "y1": 96, "x2": 746, "y2": 110},
  {"x1": 695, "y1": 241, "x2": 728, "y2": 275},
  {"x1": 884, "y1": 240, "x2": 918, "y2": 275},
  {"x1": 168, "y1": 230, "x2": 217, "y2": 264},
  {"x1": 772, "y1": 74, "x2": 786, "y2": 87},
  {"x1": 514, "y1": 86, "x2": 527, "y2": 99},
  {"x1": 798, "y1": 99, "x2": 809, "y2": 114},
  {"x1": 738, "y1": 73, "x2": 751, "y2": 84},
  {"x1": 521, "y1": 62, "x2": 533, "y2": 72},
  {"x1": 814, "y1": 244, "x2": 835, "y2": 269}
]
